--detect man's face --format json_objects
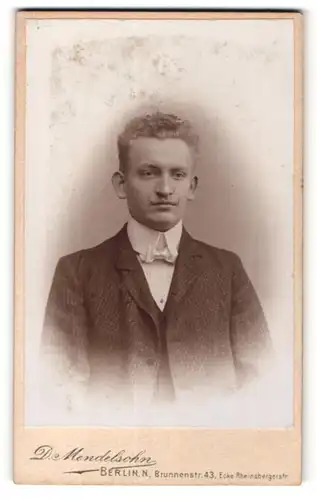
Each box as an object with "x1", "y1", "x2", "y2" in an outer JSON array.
[{"x1": 113, "y1": 137, "x2": 198, "y2": 231}]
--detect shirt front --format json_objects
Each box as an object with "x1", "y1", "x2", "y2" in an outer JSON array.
[{"x1": 127, "y1": 218, "x2": 183, "y2": 311}]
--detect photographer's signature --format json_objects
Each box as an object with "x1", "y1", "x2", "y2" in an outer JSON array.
[{"x1": 30, "y1": 444, "x2": 157, "y2": 475}]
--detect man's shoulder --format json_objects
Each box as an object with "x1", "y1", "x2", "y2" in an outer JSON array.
[
  {"x1": 190, "y1": 235, "x2": 242, "y2": 271},
  {"x1": 55, "y1": 228, "x2": 124, "y2": 270}
]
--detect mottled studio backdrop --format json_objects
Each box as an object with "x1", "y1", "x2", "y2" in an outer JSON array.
[{"x1": 25, "y1": 19, "x2": 294, "y2": 426}]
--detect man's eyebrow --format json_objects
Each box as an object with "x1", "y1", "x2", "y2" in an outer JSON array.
[
  {"x1": 138, "y1": 162, "x2": 160, "y2": 169},
  {"x1": 138, "y1": 162, "x2": 188, "y2": 170}
]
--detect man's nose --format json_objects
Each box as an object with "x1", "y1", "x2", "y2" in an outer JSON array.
[{"x1": 155, "y1": 176, "x2": 174, "y2": 196}]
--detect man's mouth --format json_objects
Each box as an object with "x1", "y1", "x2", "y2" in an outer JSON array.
[{"x1": 151, "y1": 201, "x2": 177, "y2": 206}]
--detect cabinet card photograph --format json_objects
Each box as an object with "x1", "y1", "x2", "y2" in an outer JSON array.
[{"x1": 14, "y1": 10, "x2": 303, "y2": 485}]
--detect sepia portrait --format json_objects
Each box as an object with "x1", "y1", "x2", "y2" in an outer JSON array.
[{"x1": 15, "y1": 11, "x2": 302, "y2": 485}]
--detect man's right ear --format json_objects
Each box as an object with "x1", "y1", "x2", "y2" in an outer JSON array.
[{"x1": 112, "y1": 171, "x2": 127, "y2": 199}]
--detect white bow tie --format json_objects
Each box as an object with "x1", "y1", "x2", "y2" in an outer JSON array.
[
  {"x1": 139, "y1": 246, "x2": 177, "y2": 264},
  {"x1": 138, "y1": 234, "x2": 178, "y2": 264}
]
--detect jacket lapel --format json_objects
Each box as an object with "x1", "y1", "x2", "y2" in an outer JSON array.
[
  {"x1": 164, "y1": 229, "x2": 206, "y2": 312},
  {"x1": 113, "y1": 225, "x2": 210, "y2": 322},
  {"x1": 114, "y1": 225, "x2": 160, "y2": 324}
]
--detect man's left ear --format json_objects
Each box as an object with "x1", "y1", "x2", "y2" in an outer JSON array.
[{"x1": 188, "y1": 175, "x2": 198, "y2": 200}]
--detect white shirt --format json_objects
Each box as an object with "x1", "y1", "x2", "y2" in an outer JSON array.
[{"x1": 127, "y1": 218, "x2": 183, "y2": 311}]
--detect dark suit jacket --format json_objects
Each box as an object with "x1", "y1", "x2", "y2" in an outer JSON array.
[{"x1": 41, "y1": 224, "x2": 272, "y2": 407}]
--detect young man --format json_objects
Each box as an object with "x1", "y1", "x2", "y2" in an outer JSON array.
[{"x1": 41, "y1": 112, "x2": 272, "y2": 413}]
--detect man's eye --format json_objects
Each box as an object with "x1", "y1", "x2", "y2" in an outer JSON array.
[
  {"x1": 140, "y1": 170, "x2": 153, "y2": 177},
  {"x1": 174, "y1": 171, "x2": 186, "y2": 179}
]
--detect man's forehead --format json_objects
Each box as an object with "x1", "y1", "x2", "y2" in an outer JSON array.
[{"x1": 128, "y1": 137, "x2": 194, "y2": 166}]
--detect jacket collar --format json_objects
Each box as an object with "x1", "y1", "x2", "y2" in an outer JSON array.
[{"x1": 114, "y1": 224, "x2": 205, "y2": 318}]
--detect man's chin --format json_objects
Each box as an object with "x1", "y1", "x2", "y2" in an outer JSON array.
[{"x1": 145, "y1": 214, "x2": 180, "y2": 232}]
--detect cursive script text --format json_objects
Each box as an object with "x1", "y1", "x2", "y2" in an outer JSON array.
[{"x1": 30, "y1": 445, "x2": 157, "y2": 467}]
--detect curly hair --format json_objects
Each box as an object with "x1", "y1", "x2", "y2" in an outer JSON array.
[{"x1": 117, "y1": 111, "x2": 198, "y2": 172}]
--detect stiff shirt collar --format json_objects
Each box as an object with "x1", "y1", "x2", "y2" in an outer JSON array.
[{"x1": 127, "y1": 217, "x2": 183, "y2": 258}]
